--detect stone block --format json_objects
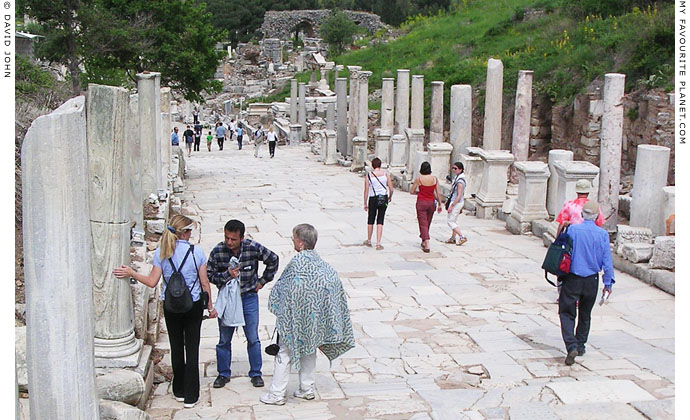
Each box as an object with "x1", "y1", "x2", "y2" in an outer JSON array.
[
  {"x1": 621, "y1": 243, "x2": 653, "y2": 263},
  {"x1": 618, "y1": 194, "x2": 631, "y2": 219},
  {"x1": 99, "y1": 400, "x2": 152, "y2": 420},
  {"x1": 649, "y1": 236, "x2": 674, "y2": 271},
  {"x1": 506, "y1": 215, "x2": 531, "y2": 235},
  {"x1": 615, "y1": 225, "x2": 653, "y2": 255},
  {"x1": 15, "y1": 326, "x2": 27, "y2": 392},
  {"x1": 96, "y1": 369, "x2": 146, "y2": 407}
]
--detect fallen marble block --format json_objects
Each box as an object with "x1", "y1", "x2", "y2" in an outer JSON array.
[
  {"x1": 649, "y1": 236, "x2": 675, "y2": 271},
  {"x1": 621, "y1": 243, "x2": 654, "y2": 263}
]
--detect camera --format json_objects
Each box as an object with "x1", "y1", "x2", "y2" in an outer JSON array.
[{"x1": 445, "y1": 175, "x2": 452, "y2": 182}]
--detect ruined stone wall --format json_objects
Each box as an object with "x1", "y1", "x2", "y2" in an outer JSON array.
[{"x1": 261, "y1": 10, "x2": 388, "y2": 40}]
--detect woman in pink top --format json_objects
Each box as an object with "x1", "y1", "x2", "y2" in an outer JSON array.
[
  {"x1": 555, "y1": 180, "x2": 605, "y2": 236},
  {"x1": 410, "y1": 162, "x2": 443, "y2": 253}
]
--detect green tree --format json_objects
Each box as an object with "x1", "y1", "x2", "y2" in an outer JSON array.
[
  {"x1": 25, "y1": 0, "x2": 226, "y2": 101},
  {"x1": 320, "y1": 10, "x2": 358, "y2": 56}
]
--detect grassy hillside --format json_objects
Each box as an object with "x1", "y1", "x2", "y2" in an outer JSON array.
[{"x1": 264, "y1": 0, "x2": 672, "y2": 115}]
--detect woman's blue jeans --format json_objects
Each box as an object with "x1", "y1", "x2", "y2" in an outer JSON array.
[{"x1": 215, "y1": 291, "x2": 262, "y2": 378}]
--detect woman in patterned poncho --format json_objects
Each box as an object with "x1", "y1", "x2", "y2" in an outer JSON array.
[{"x1": 260, "y1": 224, "x2": 355, "y2": 406}]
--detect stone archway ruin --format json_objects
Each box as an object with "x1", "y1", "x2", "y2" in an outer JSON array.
[{"x1": 260, "y1": 10, "x2": 388, "y2": 40}]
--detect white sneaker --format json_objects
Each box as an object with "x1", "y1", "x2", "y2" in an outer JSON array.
[
  {"x1": 293, "y1": 388, "x2": 315, "y2": 400},
  {"x1": 183, "y1": 401, "x2": 197, "y2": 409},
  {"x1": 260, "y1": 393, "x2": 287, "y2": 405},
  {"x1": 174, "y1": 396, "x2": 184, "y2": 402}
]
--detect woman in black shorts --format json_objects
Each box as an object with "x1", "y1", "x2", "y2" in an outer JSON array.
[{"x1": 363, "y1": 157, "x2": 394, "y2": 250}]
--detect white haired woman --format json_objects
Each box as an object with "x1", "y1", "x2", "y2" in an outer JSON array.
[
  {"x1": 260, "y1": 224, "x2": 354, "y2": 405},
  {"x1": 112, "y1": 215, "x2": 217, "y2": 409}
]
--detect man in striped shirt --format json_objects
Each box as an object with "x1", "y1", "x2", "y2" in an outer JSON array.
[{"x1": 208, "y1": 219, "x2": 279, "y2": 389}]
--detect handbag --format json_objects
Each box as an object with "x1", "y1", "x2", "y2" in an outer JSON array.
[
  {"x1": 368, "y1": 173, "x2": 388, "y2": 208},
  {"x1": 191, "y1": 250, "x2": 209, "y2": 309},
  {"x1": 541, "y1": 227, "x2": 572, "y2": 286},
  {"x1": 265, "y1": 328, "x2": 279, "y2": 356}
]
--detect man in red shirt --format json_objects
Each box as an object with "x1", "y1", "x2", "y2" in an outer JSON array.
[{"x1": 555, "y1": 179, "x2": 604, "y2": 236}]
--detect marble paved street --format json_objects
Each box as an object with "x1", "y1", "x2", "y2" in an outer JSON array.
[{"x1": 148, "y1": 144, "x2": 675, "y2": 420}]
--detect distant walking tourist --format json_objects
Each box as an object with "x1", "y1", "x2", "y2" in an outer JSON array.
[
  {"x1": 183, "y1": 125, "x2": 195, "y2": 157},
  {"x1": 171, "y1": 126, "x2": 179, "y2": 146},
  {"x1": 410, "y1": 161, "x2": 443, "y2": 253},
  {"x1": 555, "y1": 179, "x2": 604, "y2": 236},
  {"x1": 192, "y1": 109, "x2": 199, "y2": 125},
  {"x1": 229, "y1": 119, "x2": 236, "y2": 142},
  {"x1": 444, "y1": 162, "x2": 468, "y2": 246},
  {"x1": 266, "y1": 126, "x2": 278, "y2": 158},
  {"x1": 206, "y1": 131, "x2": 213, "y2": 152},
  {"x1": 260, "y1": 224, "x2": 354, "y2": 406},
  {"x1": 207, "y1": 219, "x2": 279, "y2": 390},
  {"x1": 363, "y1": 157, "x2": 393, "y2": 251},
  {"x1": 193, "y1": 122, "x2": 202, "y2": 152},
  {"x1": 253, "y1": 125, "x2": 264, "y2": 158},
  {"x1": 216, "y1": 122, "x2": 227, "y2": 151},
  {"x1": 112, "y1": 215, "x2": 216, "y2": 409},
  {"x1": 558, "y1": 201, "x2": 614, "y2": 366},
  {"x1": 236, "y1": 125, "x2": 244, "y2": 149}
]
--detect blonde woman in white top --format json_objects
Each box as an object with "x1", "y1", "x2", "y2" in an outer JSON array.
[{"x1": 363, "y1": 157, "x2": 394, "y2": 250}]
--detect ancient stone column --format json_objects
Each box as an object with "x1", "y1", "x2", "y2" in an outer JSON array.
[
  {"x1": 506, "y1": 161, "x2": 550, "y2": 234},
  {"x1": 510, "y1": 70, "x2": 533, "y2": 184},
  {"x1": 347, "y1": 66, "x2": 361, "y2": 156},
  {"x1": 406, "y1": 75, "x2": 425, "y2": 178},
  {"x1": 336, "y1": 77, "x2": 348, "y2": 154},
  {"x1": 630, "y1": 145, "x2": 671, "y2": 236},
  {"x1": 298, "y1": 82, "x2": 307, "y2": 141},
  {"x1": 450, "y1": 84, "x2": 472, "y2": 163},
  {"x1": 381, "y1": 78, "x2": 395, "y2": 132},
  {"x1": 428, "y1": 142, "x2": 453, "y2": 181},
  {"x1": 475, "y1": 149, "x2": 514, "y2": 219},
  {"x1": 395, "y1": 69, "x2": 410, "y2": 135},
  {"x1": 334, "y1": 64, "x2": 343, "y2": 80},
  {"x1": 137, "y1": 72, "x2": 162, "y2": 200},
  {"x1": 483, "y1": 58, "x2": 503, "y2": 150},
  {"x1": 126, "y1": 94, "x2": 143, "y2": 230},
  {"x1": 410, "y1": 75, "x2": 424, "y2": 130},
  {"x1": 547, "y1": 150, "x2": 574, "y2": 216},
  {"x1": 326, "y1": 102, "x2": 335, "y2": 131},
  {"x1": 430, "y1": 81, "x2": 444, "y2": 143},
  {"x1": 86, "y1": 84, "x2": 142, "y2": 363},
  {"x1": 597, "y1": 73, "x2": 626, "y2": 232},
  {"x1": 319, "y1": 66, "x2": 330, "y2": 90},
  {"x1": 325, "y1": 129, "x2": 338, "y2": 165},
  {"x1": 290, "y1": 79, "x2": 298, "y2": 124},
  {"x1": 23, "y1": 96, "x2": 100, "y2": 419},
  {"x1": 352, "y1": 71, "x2": 371, "y2": 170},
  {"x1": 160, "y1": 87, "x2": 171, "y2": 186}
]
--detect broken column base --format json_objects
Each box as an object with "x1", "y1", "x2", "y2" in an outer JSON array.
[
  {"x1": 506, "y1": 215, "x2": 532, "y2": 235},
  {"x1": 475, "y1": 201, "x2": 501, "y2": 219},
  {"x1": 96, "y1": 345, "x2": 154, "y2": 410}
]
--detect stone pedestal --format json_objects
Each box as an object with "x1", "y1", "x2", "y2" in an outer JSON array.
[
  {"x1": 326, "y1": 102, "x2": 335, "y2": 131},
  {"x1": 290, "y1": 79, "x2": 298, "y2": 123},
  {"x1": 86, "y1": 84, "x2": 142, "y2": 364},
  {"x1": 405, "y1": 128, "x2": 425, "y2": 180},
  {"x1": 289, "y1": 123, "x2": 302, "y2": 146},
  {"x1": 390, "y1": 134, "x2": 407, "y2": 171},
  {"x1": 483, "y1": 58, "x2": 503, "y2": 150},
  {"x1": 325, "y1": 129, "x2": 338, "y2": 164},
  {"x1": 430, "y1": 81, "x2": 444, "y2": 143},
  {"x1": 475, "y1": 148, "x2": 514, "y2": 218},
  {"x1": 22, "y1": 96, "x2": 100, "y2": 419},
  {"x1": 428, "y1": 142, "x2": 453, "y2": 180},
  {"x1": 335, "y1": 77, "x2": 348, "y2": 154},
  {"x1": 298, "y1": 83, "x2": 307, "y2": 140},
  {"x1": 414, "y1": 149, "x2": 430, "y2": 179},
  {"x1": 630, "y1": 144, "x2": 670, "y2": 236},
  {"x1": 395, "y1": 69, "x2": 410, "y2": 135},
  {"x1": 450, "y1": 84, "x2": 472, "y2": 162},
  {"x1": 510, "y1": 70, "x2": 533, "y2": 184},
  {"x1": 352, "y1": 136, "x2": 367, "y2": 171},
  {"x1": 137, "y1": 72, "x2": 162, "y2": 199},
  {"x1": 598, "y1": 73, "x2": 626, "y2": 232},
  {"x1": 460, "y1": 150, "x2": 484, "y2": 198},
  {"x1": 507, "y1": 161, "x2": 550, "y2": 234},
  {"x1": 374, "y1": 128, "x2": 392, "y2": 166},
  {"x1": 547, "y1": 150, "x2": 574, "y2": 215},
  {"x1": 552, "y1": 161, "x2": 600, "y2": 212}
]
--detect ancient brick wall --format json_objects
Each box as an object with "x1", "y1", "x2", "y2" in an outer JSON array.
[{"x1": 261, "y1": 10, "x2": 388, "y2": 40}]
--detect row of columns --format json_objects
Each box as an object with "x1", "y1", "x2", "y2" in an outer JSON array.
[{"x1": 23, "y1": 72, "x2": 176, "y2": 419}]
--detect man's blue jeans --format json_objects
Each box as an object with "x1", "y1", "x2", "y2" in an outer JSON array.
[{"x1": 216, "y1": 292, "x2": 262, "y2": 378}]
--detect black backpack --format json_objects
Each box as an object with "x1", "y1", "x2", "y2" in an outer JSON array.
[{"x1": 163, "y1": 246, "x2": 199, "y2": 313}]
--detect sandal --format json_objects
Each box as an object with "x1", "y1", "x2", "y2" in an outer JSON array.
[
  {"x1": 444, "y1": 237, "x2": 456, "y2": 244},
  {"x1": 363, "y1": 240, "x2": 372, "y2": 247},
  {"x1": 376, "y1": 244, "x2": 384, "y2": 250},
  {"x1": 422, "y1": 247, "x2": 430, "y2": 253}
]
